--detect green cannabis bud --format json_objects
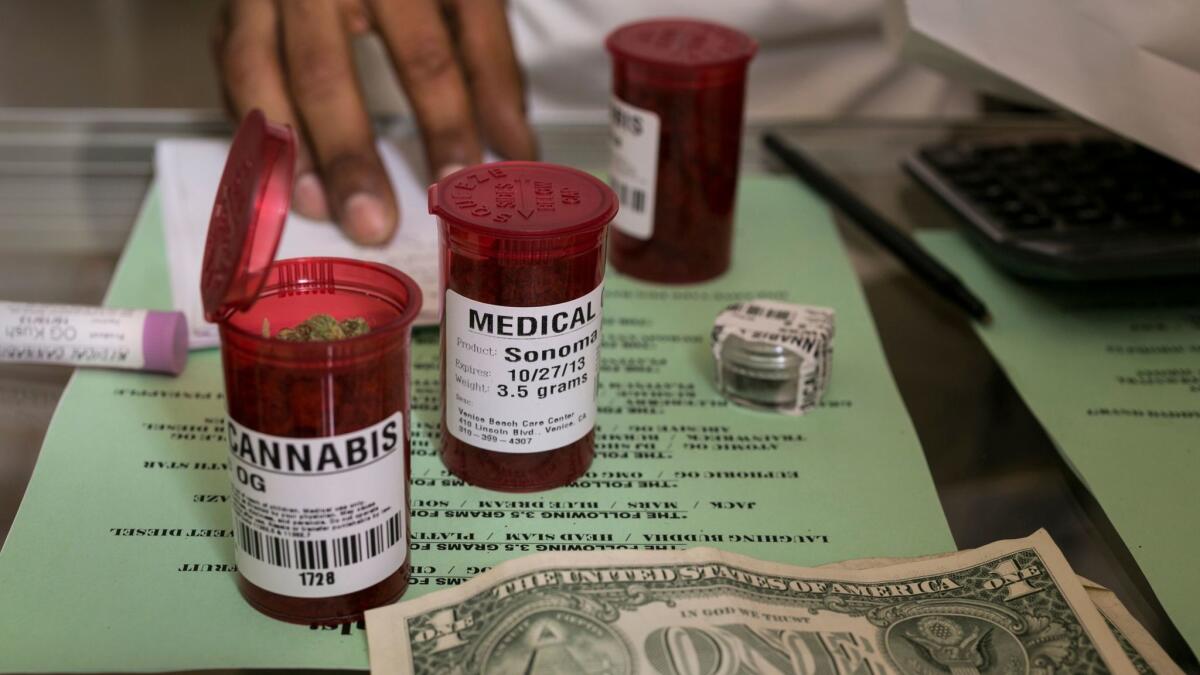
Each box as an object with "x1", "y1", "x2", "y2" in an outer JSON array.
[{"x1": 264, "y1": 314, "x2": 371, "y2": 341}]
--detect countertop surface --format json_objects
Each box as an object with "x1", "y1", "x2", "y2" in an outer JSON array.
[{"x1": 0, "y1": 110, "x2": 1193, "y2": 671}]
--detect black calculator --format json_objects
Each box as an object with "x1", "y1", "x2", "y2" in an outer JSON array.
[{"x1": 904, "y1": 139, "x2": 1200, "y2": 281}]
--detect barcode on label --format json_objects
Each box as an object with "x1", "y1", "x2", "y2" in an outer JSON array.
[
  {"x1": 744, "y1": 304, "x2": 796, "y2": 321},
  {"x1": 611, "y1": 178, "x2": 646, "y2": 213},
  {"x1": 234, "y1": 512, "x2": 403, "y2": 570}
]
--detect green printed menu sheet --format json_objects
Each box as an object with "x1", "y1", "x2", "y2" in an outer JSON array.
[
  {"x1": 0, "y1": 178, "x2": 953, "y2": 672},
  {"x1": 919, "y1": 231, "x2": 1200, "y2": 655}
]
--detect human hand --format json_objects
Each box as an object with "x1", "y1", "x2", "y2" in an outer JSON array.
[{"x1": 213, "y1": 0, "x2": 537, "y2": 244}]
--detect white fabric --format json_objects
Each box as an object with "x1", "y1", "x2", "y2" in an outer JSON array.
[
  {"x1": 510, "y1": 0, "x2": 976, "y2": 121},
  {"x1": 355, "y1": 0, "x2": 978, "y2": 123}
]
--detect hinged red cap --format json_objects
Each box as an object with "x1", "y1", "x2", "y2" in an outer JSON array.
[
  {"x1": 606, "y1": 18, "x2": 757, "y2": 70},
  {"x1": 201, "y1": 109, "x2": 295, "y2": 323},
  {"x1": 428, "y1": 161, "x2": 617, "y2": 238}
]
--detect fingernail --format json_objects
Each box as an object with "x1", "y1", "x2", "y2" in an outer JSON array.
[
  {"x1": 293, "y1": 173, "x2": 329, "y2": 220},
  {"x1": 438, "y1": 163, "x2": 466, "y2": 180},
  {"x1": 343, "y1": 193, "x2": 389, "y2": 244}
]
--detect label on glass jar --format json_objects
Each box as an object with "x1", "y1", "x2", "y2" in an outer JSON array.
[
  {"x1": 711, "y1": 300, "x2": 836, "y2": 416},
  {"x1": 0, "y1": 302, "x2": 146, "y2": 369},
  {"x1": 226, "y1": 413, "x2": 407, "y2": 598},
  {"x1": 444, "y1": 284, "x2": 603, "y2": 454},
  {"x1": 608, "y1": 96, "x2": 660, "y2": 240}
]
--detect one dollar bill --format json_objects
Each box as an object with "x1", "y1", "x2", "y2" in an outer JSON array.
[{"x1": 367, "y1": 530, "x2": 1177, "y2": 674}]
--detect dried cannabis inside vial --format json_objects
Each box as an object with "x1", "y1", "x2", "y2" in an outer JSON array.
[{"x1": 263, "y1": 314, "x2": 371, "y2": 341}]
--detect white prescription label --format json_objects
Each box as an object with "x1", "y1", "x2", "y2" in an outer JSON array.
[
  {"x1": 226, "y1": 413, "x2": 407, "y2": 598},
  {"x1": 608, "y1": 96, "x2": 660, "y2": 240},
  {"x1": 444, "y1": 284, "x2": 603, "y2": 454},
  {"x1": 0, "y1": 302, "x2": 145, "y2": 369}
]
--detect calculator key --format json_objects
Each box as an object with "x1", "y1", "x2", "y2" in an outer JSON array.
[
  {"x1": 1028, "y1": 140, "x2": 1070, "y2": 155},
  {"x1": 948, "y1": 170, "x2": 992, "y2": 190},
  {"x1": 1068, "y1": 205, "x2": 1115, "y2": 227},
  {"x1": 1088, "y1": 175, "x2": 1120, "y2": 192},
  {"x1": 922, "y1": 146, "x2": 977, "y2": 172},
  {"x1": 1170, "y1": 206, "x2": 1200, "y2": 230},
  {"x1": 1049, "y1": 192, "x2": 1093, "y2": 214},
  {"x1": 994, "y1": 199, "x2": 1029, "y2": 217},
  {"x1": 1031, "y1": 179, "x2": 1066, "y2": 199},
  {"x1": 1008, "y1": 163, "x2": 1048, "y2": 183},
  {"x1": 967, "y1": 182, "x2": 1016, "y2": 204},
  {"x1": 1002, "y1": 210, "x2": 1054, "y2": 231},
  {"x1": 1028, "y1": 141, "x2": 1074, "y2": 163},
  {"x1": 1120, "y1": 200, "x2": 1170, "y2": 223},
  {"x1": 1079, "y1": 139, "x2": 1131, "y2": 162},
  {"x1": 1171, "y1": 187, "x2": 1200, "y2": 207},
  {"x1": 974, "y1": 145, "x2": 1025, "y2": 167}
]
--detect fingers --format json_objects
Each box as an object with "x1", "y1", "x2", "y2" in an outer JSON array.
[
  {"x1": 210, "y1": 3, "x2": 234, "y2": 113},
  {"x1": 448, "y1": 0, "x2": 538, "y2": 161},
  {"x1": 369, "y1": 0, "x2": 482, "y2": 177},
  {"x1": 217, "y1": 0, "x2": 525, "y2": 243},
  {"x1": 214, "y1": 0, "x2": 330, "y2": 221},
  {"x1": 336, "y1": 0, "x2": 372, "y2": 35},
  {"x1": 280, "y1": 0, "x2": 397, "y2": 244}
]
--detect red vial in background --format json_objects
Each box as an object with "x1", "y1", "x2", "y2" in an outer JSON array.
[
  {"x1": 203, "y1": 111, "x2": 422, "y2": 625},
  {"x1": 430, "y1": 162, "x2": 618, "y2": 492},
  {"x1": 606, "y1": 19, "x2": 757, "y2": 283}
]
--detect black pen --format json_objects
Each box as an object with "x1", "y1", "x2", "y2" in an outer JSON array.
[{"x1": 762, "y1": 132, "x2": 991, "y2": 323}]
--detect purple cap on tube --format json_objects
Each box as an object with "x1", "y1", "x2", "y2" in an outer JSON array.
[{"x1": 141, "y1": 310, "x2": 189, "y2": 375}]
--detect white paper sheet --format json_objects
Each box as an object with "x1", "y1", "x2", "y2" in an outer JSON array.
[{"x1": 156, "y1": 137, "x2": 444, "y2": 349}]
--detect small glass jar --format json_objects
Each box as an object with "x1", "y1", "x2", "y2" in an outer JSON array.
[
  {"x1": 606, "y1": 19, "x2": 757, "y2": 283},
  {"x1": 711, "y1": 300, "x2": 834, "y2": 416},
  {"x1": 716, "y1": 333, "x2": 803, "y2": 411},
  {"x1": 429, "y1": 161, "x2": 617, "y2": 492},
  {"x1": 202, "y1": 111, "x2": 421, "y2": 625}
]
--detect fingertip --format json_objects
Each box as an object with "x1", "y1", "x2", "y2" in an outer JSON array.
[
  {"x1": 293, "y1": 173, "x2": 331, "y2": 220},
  {"x1": 484, "y1": 108, "x2": 539, "y2": 161},
  {"x1": 437, "y1": 163, "x2": 466, "y2": 180},
  {"x1": 342, "y1": 192, "x2": 394, "y2": 245},
  {"x1": 427, "y1": 137, "x2": 483, "y2": 182},
  {"x1": 512, "y1": 126, "x2": 539, "y2": 161}
]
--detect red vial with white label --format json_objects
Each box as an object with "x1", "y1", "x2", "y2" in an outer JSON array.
[
  {"x1": 203, "y1": 111, "x2": 422, "y2": 625},
  {"x1": 429, "y1": 161, "x2": 618, "y2": 492},
  {"x1": 606, "y1": 19, "x2": 757, "y2": 283}
]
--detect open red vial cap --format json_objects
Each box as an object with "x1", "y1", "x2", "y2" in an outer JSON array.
[
  {"x1": 606, "y1": 18, "x2": 757, "y2": 74},
  {"x1": 428, "y1": 161, "x2": 617, "y2": 240},
  {"x1": 201, "y1": 109, "x2": 295, "y2": 323}
]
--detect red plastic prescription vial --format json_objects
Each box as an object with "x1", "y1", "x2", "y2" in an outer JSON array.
[
  {"x1": 429, "y1": 162, "x2": 618, "y2": 491},
  {"x1": 202, "y1": 110, "x2": 422, "y2": 625},
  {"x1": 606, "y1": 19, "x2": 757, "y2": 283}
]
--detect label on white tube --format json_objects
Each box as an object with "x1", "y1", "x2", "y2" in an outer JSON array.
[
  {"x1": 226, "y1": 413, "x2": 407, "y2": 598},
  {"x1": 444, "y1": 284, "x2": 603, "y2": 454},
  {"x1": 608, "y1": 96, "x2": 660, "y2": 240},
  {"x1": 0, "y1": 302, "x2": 146, "y2": 370}
]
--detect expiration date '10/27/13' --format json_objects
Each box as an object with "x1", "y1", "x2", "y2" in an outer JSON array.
[
  {"x1": 507, "y1": 356, "x2": 586, "y2": 382},
  {"x1": 498, "y1": 356, "x2": 590, "y2": 400}
]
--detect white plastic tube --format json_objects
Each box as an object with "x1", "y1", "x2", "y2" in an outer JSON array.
[{"x1": 0, "y1": 302, "x2": 187, "y2": 375}]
